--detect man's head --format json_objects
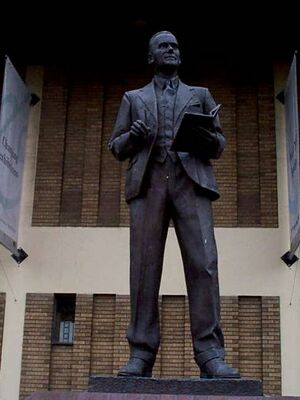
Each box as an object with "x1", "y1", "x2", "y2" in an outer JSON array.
[{"x1": 148, "y1": 31, "x2": 181, "y2": 73}]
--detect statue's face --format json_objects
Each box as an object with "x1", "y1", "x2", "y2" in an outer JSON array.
[{"x1": 148, "y1": 33, "x2": 181, "y2": 68}]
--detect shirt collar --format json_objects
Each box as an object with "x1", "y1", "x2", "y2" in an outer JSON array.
[{"x1": 154, "y1": 75, "x2": 179, "y2": 90}]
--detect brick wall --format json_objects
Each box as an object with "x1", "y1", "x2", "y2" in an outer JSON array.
[
  {"x1": 19, "y1": 294, "x2": 54, "y2": 400},
  {"x1": 71, "y1": 294, "x2": 94, "y2": 389},
  {"x1": 32, "y1": 64, "x2": 277, "y2": 228},
  {"x1": 161, "y1": 296, "x2": 185, "y2": 377},
  {"x1": 238, "y1": 296, "x2": 263, "y2": 378},
  {"x1": 90, "y1": 294, "x2": 115, "y2": 375},
  {"x1": 49, "y1": 346, "x2": 72, "y2": 390},
  {"x1": 261, "y1": 296, "x2": 281, "y2": 395},
  {"x1": 0, "y1": 292, "x2": 6, "y2": 368},
  {"x1": 19, "y1": 293, "x2": 281, "y2": 398}
]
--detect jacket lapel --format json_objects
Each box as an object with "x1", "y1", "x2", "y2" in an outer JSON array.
[
  {"x1": 137, "y1": 82, "x2": 157, "y2": 121},
  {"x1": 174, "y1": 81, "x2": 194, "y2": 126},
  {"x1": 137, "y1": 80, "x2": 193, "y2": 127}
]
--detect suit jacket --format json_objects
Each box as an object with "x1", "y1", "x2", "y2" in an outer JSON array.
[{"x1": 108, "y1": 79, "x2": 225, "y2": 202}]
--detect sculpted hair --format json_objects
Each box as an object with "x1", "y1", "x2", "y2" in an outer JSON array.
[{"x1": 148, "y1": 31, "x2": 176, "y2": 51}]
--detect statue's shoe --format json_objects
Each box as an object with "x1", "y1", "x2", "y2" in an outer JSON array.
[
  {"x1": 200, "y1": 358, "x2": 241, "y2": 379},
  {"x1": 118, "y1": 357, "x2": 153, "y2": 377}
]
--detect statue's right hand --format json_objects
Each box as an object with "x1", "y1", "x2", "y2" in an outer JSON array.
[{"x1": 130, "y1": 120, "x2": 150, "y2": 140}]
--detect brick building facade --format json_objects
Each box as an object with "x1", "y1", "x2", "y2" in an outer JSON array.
[
  {"x1": 0, "y1": 18, "x2": 299, "y2": 399},
  {"x1": 32, "y1": 64, "x2": 277, "y2": 229},
  {"x1": 19, "y1": 294, "x2": 281, "y2": 399}
]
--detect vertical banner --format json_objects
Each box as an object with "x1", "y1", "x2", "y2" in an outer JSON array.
[
  {"x1": 282, "y1": 53, "x2": 300, "y2": 264},
  {"x1": 0, "y1": 56, "x2": 31, "y2": 256}
]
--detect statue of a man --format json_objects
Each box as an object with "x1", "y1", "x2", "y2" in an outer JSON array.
[{"x1": 109, "y1": 31, "x2": 240, "y2": 379}]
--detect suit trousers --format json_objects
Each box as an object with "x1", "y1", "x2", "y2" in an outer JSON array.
[{"x1": 127, "y1": 155, "x2": 224, "y2": 367}]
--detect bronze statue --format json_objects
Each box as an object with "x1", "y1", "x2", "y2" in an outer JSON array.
[{"x1": 109, "y1": 31, "x2": 240, "y2": 379}]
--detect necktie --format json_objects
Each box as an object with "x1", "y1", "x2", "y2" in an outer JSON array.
[
  {"x1": 163, "y1": 80, "x2": 177, "y2": 163},
  {"x1": 164, "y1": 80, "x2": 176, "y2": 97}
]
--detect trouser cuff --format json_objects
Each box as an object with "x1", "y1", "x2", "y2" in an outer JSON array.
[
  {"x1": 194, "y1": 347, "x2": 224, "y2": 367},
  {"x1": 130, "y1": 347, "x2": 156, "y2": 365}
]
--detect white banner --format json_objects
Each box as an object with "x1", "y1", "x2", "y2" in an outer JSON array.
[
  {"x1": 0, "y1": 57, "x2": 31, "y2": 251},
  {"x1": 284, "y1": 54, "x2": 300, "y2": 256}
]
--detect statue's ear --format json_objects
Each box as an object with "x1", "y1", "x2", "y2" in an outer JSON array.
[{"x1": 148, "y1": 52, "x2": 154, "y2": 65}]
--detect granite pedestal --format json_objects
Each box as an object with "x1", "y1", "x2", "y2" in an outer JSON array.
[{"x1": 88, "y1": 375, "x2": 262, "y2": 396}]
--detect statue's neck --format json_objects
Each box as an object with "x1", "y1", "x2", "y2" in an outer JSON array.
[{"x1": 155, "y1": 66, "x2": 178, "y2": 79}]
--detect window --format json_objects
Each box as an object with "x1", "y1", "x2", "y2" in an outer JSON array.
[{"x1": 52, "y1": 294, "x2": 76, "y2": 344}]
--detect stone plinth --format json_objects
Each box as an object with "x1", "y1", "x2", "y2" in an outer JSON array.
[
  {"x1": 26, "y1": 393, "x2": 298, "y2": 400},
  {"x1": 88, "y1": 375, "x2": 262, "y2": 396}
]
